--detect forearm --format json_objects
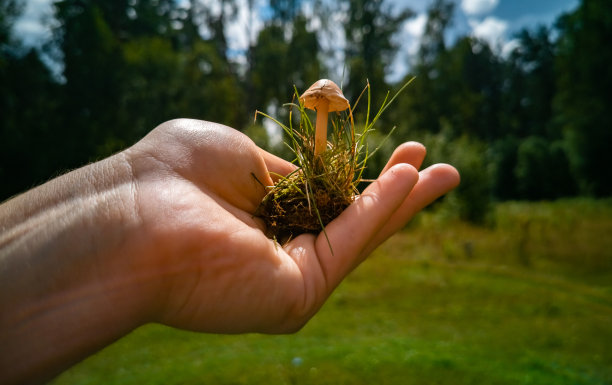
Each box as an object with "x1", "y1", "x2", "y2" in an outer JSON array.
[{"x1": 0, "y1": 152, "x2": 150, "y2": 384}]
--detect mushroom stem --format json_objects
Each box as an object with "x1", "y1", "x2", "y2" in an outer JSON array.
[
  {"x1": 301, "y1": 79, "x2": 348, "y2": 157},
  {"x1": 314, "y1": 101, "x2": 329, "y2": 156}
]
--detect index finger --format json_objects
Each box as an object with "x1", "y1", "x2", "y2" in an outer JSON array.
[
  {"x1": 314, "y1": 163, "x2": 420, "y2": 290},
  {"x1": 258, "y1": 148, "x2": 297, "y2": 183}
]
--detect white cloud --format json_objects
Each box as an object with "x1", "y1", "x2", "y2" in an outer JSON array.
[
  {"x1": 13, "y1": 0, "x2": 54, "y2": 46},
  {"x1": 14, "y1": 18, "x2": 45, "y2": 36},
  {"x1": 461, "y1": 0, "x2": 499, "y2": 16},
  {"x1": 405, "y1": 12, "x2": 427, "y2": 39},
  {"x1": 262, "y1": 101, "x2": 283, "y2": 145},
  {"x1": 386, "y1": 12, "x2": 427, "y2": 83},
  {"x1": 501, "y1": 38, "x2": 520, "y2": 58},
  {"x1": 317, "y1": 8, "x2": 348, "y2": 82},
  {"x1": 469, "y1": 16, "x2": 508, "y2": 46},
  {"x1": 226, "y1": 0, "x2": 264, "y2": 54}
]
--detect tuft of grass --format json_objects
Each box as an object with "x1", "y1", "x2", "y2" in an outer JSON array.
[
  {"x1": 52, "y1": 199, "x2": 612, "y2": 385},
  {"x1": 254, "y1": 79, "x2": 414, "y2": 245}
]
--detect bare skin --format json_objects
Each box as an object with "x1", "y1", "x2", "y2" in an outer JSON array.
[{"x1": 0, "y1": 119, "x2": 459, "y2": 384}]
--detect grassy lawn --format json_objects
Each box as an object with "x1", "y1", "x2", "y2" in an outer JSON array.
[{"x1": 52, "y1": 199, "x2": 612, "y2": 385}]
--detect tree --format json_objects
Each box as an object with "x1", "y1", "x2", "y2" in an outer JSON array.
[
  {"x1": 342, "y1": 0, "x2": 413, "y2": 107},
  {"x1": 0, "y1": 0, "x2": 21, "y2": 48},
  {"x1": 119, "y1": 36, "x2": 182, "y2": 146},
  {"x1": 394, "y1": 0, "x2": 455, "y2": 138},
  {"x1": 52, "y1": 1, "x2": 126, "y2": 160},
  {"x1": 514, "y1": 136, "x2": 576, "y2": 200},
  {"x1": 488, "y1": 136, "x2": 519, "y2": 200},
  {"x1": 437, "y1": 37, "x2": 502, "y2": 140},
  {"x1": 187, "y1": 0, "x2": 238, "y2": 61},
  {"x1": 287, "y1": 15, "x2": 321, "y2": 91},
  {"x1": 1, "y1": 0, "x2": 63, "y2": 199},
  {"x1": 177, "y1": 39, "x2": 246, "y2": 128},
  {"x1": 427, "y1": 132, "x2": 492, "y2": 224},
  {"x1": 417, "y1": 0, "x2": 454, "y2": 67},
  {"x1": 503, "y1": 26, "x2": 556, "y2": 139},
  {"x1": 91, "y1": 0, "x2": 176, "y2": 40},
  {"x1": 490, "y1": 26, "x2": 569, "y2": 201},
  {"x1": 247, "y1": 2, "x2": 322, "y2": 112},
  {"x1": 270, "y1": 0, "x2": 302, "y2": 26},
  {"x1": 554, "y1": 0, "x2": 612, "y2": 196},
  {"x1": 247, "y1": 23, "x2": 290, "y2": 112}
]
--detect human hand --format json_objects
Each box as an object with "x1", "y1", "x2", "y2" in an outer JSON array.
[
  {"x1": 122, "y1": 119, "x2": 460, "y2": 333},
  {"x1": 0, "y1": 118, "x2": 458, "y2": 384}
]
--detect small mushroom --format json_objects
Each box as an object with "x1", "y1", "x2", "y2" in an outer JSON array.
[{"x1": 301, "y1": 79, "x2": 350, "y2": 156}]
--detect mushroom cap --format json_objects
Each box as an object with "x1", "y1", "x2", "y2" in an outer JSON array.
[{"x1": 301, "y1": 79, "x2": 349, "y2": 112}]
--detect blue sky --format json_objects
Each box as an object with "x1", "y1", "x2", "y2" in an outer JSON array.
[
  {"x1": 14, "y1": 0, "x2": 580, "y2": 81},
  {"x1": 493, "y1": 0, "x2": 577, "y2": 21},
  {"x1": 383, "y1": 0, "x2": 579, "y2": 80},
  {"x1": 454, "y1": 0, "x2": 579, "y2": 43}
]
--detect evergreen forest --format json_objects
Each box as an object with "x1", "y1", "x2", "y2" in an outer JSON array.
[{"x1": 2, "y1": 0, "x2": 611, "y2": 223}]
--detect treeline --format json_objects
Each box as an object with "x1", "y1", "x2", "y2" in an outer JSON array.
[
  {"x1": 1, "y1": 0, "x2": 611, "y2": 222},
  {"x1": 388, "y1": 0, "x2": 612, "y2": 222}
]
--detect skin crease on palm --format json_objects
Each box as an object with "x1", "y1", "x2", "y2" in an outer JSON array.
[
  {"x1": 0, "y1": 118, "x2": 459, "y2": 385},
  {"x1": 125, "y1": 120, "x2": 459, "y2": 332}
]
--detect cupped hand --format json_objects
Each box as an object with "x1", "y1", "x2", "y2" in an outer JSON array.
[
  {"x1": 124, "y1": 119, "x2": 459, "y2": 334},
  {"x1": 0, "y1": 118, "x2": 459, "y2": 385}
]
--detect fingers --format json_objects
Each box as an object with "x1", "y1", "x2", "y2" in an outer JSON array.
[
  {"x1": 259, "y1": 149, "x2": 298, "y2": 183},
  {"x1": 312, "y1": 163, "x2": 420, "y2": 290},
  {"x1": 278, "y1": 146, "x2": 456, "y2": 330},
  {"x1": 359, "y1": 163, "x2": 460, "y2": 259},
  {"x1": 380, "y1": 141, "x2": 427, "y2": 174}
]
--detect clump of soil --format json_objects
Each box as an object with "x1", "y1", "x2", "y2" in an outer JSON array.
[{"x1": 256, "y1": 149, "x2": 356, "y2": 241}]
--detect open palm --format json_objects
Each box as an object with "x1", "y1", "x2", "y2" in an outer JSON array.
[{"x1": 125, "y1": 119, "x2": 460, "y2": 334}]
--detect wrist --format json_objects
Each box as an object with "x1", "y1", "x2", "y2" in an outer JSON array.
[{"x1": 0, "y1": 151, "x2": 152, "y2": 384}]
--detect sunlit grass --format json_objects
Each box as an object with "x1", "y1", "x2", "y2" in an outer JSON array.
[{"x1": 52, "y1": 199, "x2": 612, "y2": 385}]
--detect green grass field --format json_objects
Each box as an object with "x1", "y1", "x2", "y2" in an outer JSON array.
[{"x1": 52, "y1": 199, "x2": 612, "y2": 385}]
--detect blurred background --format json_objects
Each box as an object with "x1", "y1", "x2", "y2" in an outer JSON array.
[
  {"x1": 2, "y1": 0, "x2": 611, "y2": 210},
  {"x1": 2, "y1": 0, "x2": 611, "y2": 384}
]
